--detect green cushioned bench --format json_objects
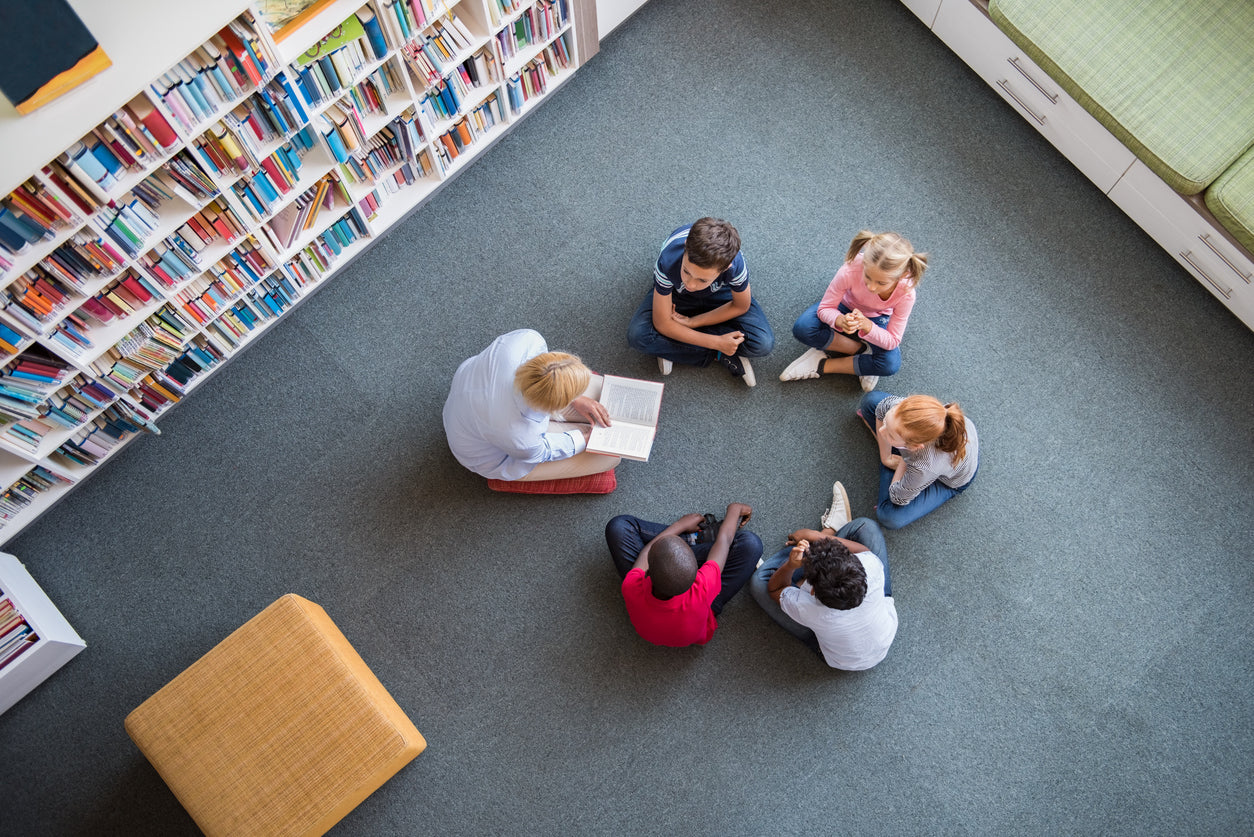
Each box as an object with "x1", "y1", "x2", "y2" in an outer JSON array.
[
  {"x1": 989, "y1": 0, "x2": 1254, "y2": 196},
  {"x1": 1206, "y1": 148, "x2": 1254, "y2": 256}
]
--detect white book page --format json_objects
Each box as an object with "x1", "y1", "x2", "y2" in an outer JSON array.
[
  {"x1": 600, "y1": 376, "x2": 662, "y2": 427},
  {"x1": 587, "y1": 422, "x2": 655, "y2": 460}
]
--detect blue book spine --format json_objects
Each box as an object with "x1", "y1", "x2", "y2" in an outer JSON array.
[
  {"x1": 359, "y1": 12, "x2": 388, "y2": 60},
  {"x1": 296, "y1": 67, "x2": 322, "y2": 107},
  {"x1": 277, "y1": 74, "x2": 309, "y2": 122},
  {"x1": 251, "y1": 172, "x2": 280, "y2": 204},
  {"x1": 321, "y1": 122, "x2": 349, "y2": 164},
  {"x1": 89, "y1": 141, "x2": 124, "y2": 175},
  {"x1": 317, "y1": 55, "x2": 342, "y2": 91}
]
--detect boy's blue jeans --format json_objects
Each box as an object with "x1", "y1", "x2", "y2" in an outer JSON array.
[
  {"x1": 858, "y1": 391, "x2": 978, "y2": 529},
  {"x1": 791, "y1": 302, "x2": 901, "y2": 377},
  {"x1": 627, "y1": 293, "x2": 775, "y2": 367},
  {"x1": 605, "y1": 515, "x2": 763, "y2": 615},
  {"x1": 749, "y1": 518, "x2": 891, "y2": 655}
]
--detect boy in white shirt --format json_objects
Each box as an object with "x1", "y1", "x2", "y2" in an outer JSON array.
[{"x1": 749, "y1": 483, "x2": 897, "y2": 670}]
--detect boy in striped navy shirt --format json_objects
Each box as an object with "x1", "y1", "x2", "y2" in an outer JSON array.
[{"x1": 626, "y1": 217, "x2": 774, "y2": 387}]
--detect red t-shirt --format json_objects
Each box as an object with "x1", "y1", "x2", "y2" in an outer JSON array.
[{"x1": 621, "y1": 561, "x2": 721, "y2": 646}]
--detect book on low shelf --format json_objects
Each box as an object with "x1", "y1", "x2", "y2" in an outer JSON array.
[{"x1": 585, "y1": 374, "x2": 664, "y2": 462}]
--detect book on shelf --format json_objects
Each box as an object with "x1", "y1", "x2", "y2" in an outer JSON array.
[{"x1": 585, "y1": 375, "x2": 665, "y2": 462}]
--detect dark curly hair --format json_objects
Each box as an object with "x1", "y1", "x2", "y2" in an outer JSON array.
[
  {"x1": 803, "y1": 538, "x2": 867, "y2": 610},
  {"x1": 649, "y1": 535, "x2": 699, "y2": 600}
]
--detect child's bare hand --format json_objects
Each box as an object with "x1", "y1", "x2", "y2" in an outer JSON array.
[
  {"x1": 725, "y1": 502, "x2": 752, "y2": 526},
  {"x1": 788, "y1": 540, "x2": 809, "y2": 562},
  {"x1": 714, "y1": 331, "x2": 745, "y2": 355},
  {"x1": 676, "y1": 513, "x2": 705, "y2": 533},
  {"x1": 670, "y1": 310, "x2": 692, "y2": 326},
  {"x1": 848, "y1": 309, "x2": 872, "y2": 333}
]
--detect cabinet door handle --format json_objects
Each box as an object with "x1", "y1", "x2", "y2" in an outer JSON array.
[
  {"x1": 1179, "y1": 250, "x2": 1233, "y2": 298},
  {"x1": 995, "y1": 80, "x2": 1046, "y2": 125},
  {"x1": 1008, "y1": 57, "x2": 1058, "y2": 104},
  {"x1": 1199, "y1": 234, "x2": 1253, "y2": 284}
]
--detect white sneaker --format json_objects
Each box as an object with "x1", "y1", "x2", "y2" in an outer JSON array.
[
  {"x1": 820, "y1": 480, "x2": 852, "y2": 531},
  {"x1": 739, "y1": 357, "x2": 756, "y2": 388},
  {"x1": 658, "y1": 357, "x2": 673, "y2": 375},
  {"x1": 779, "y1": 347, "x2": 827, "y2": 381},
  {"x1": 859, "y1": 375, "x2": 879, "y2": 392}
]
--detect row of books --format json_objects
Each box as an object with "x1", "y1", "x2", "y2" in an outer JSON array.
[
  {"x1": 150, "y1": 14, "x2": 274, "y2": 135},
  {"x1": 293, "y1": 33, "x2": 376, "y2": 109},
  {"x1": 0, "y1": 595, "x2": 39, "y2": 667},
  {"x1": 231, "y1": 139, "x2": 314, "y2": 223},
  {"x1": 416, "y1": 49, "x2": 496, "y2": 124},
  {"x1": 174, "y1": 270, "x2": 251, "y2": 329},
  {"x1": 377, "y1": 0, "x2": 453, "y2": 47},
  {"x1": 319, "y1": 101, "x2": 371, "y2": 166},
  {"x1": 199, "y1": 266, "x2": 317, "y2": 353},
  {"x1": 496, "y1": 0, "x2": 569, "y2": 62},
  {"x1": 4, "y1": 268, "x2": 76, "y2": 330},
  {"x1": 343, "y1": 127, "x2": 407, "y2": 186},
  {"x1": 0, "y1": 322, "x2": 27, "y2": 358},
  {"x1": 259, "y1": 172, "x2": 348, "y2": 253},
  {"x1": 0, "y1": 357, "x2": 73, "y2": 422},
  {"x1": 98, "y1": 196, "x2": 163, "y2": 261},
  {"x1": 130, "y1": 332, "x2": 230, "y2": 414},
  {"x1": 354, "y1": 150, "x2": 442, "y2": 219},
  {"x1": 506, "y1": 34, "x2": 573, "y2": 113},
  {"x1": 347, "y1": 61, "x2": 405, "y2": 121},
  {"x1": 397, "y1": 13, "x2": 479, "y2": 84},
  {"x1": 338, "y1": 111, "x2": 433, "y2": 190},
  {"x1": 43, "y1": 403, "x2": 141, "y2": 472},
  {"x1": 488, "y1": 0, "x2": 527, "y2": 26},
  {"x1": 31, "y1": 231, "x2": 126, "y2": 294},
  {"x1": 74, "y1": 269, "x2": 163, "y2": 330},
  {"x1": 152, "y1": 152, "x2": 219, "y2": 204},
  {"x1": 0, "y1": 180, "x2": 79, "y2": 260},
  {"x1": 434, "y1": 93, "x2": 506, "y2": 164}
]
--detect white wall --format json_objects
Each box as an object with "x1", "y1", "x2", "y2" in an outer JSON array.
[{"x1": 596, "y1": 0, "x2": 649, "y2": 39}]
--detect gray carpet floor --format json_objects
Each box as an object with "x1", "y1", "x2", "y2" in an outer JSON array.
[{"x1": 3, "y1": 0, "x2": 1253, "y2": 834}]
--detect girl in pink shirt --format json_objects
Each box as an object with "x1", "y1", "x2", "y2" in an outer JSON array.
[{"x1": 780, "y1": 231, "x2": 929, "y2": 391}]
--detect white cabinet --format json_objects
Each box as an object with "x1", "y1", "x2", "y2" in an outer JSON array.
[
  {"x1": 1109, "y1": 161, "x2": 1254, "y2": 324},
  {"x1": 0, "y1": 552, "x2": 85, "y2": 715},
  {"x1": 930, "y1": 0, "x2": 1133, "y2": 193},
  {"x1": 900, "y1": 0, "x2": 942, "y2": 27},
  {"x1": 916, "y1": 0, "x2": 1254, "y2": 331}
]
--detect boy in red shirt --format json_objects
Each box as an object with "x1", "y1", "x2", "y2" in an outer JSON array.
[{"x1": 605, "y1": 503, "x2": 760, "y2": 647}]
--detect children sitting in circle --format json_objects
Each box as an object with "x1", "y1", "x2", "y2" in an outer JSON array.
[
  {"x1": 780, "y1": 230, "x2": 928, "y2": 392},
  {"x1": 441, "y1": 221, "x2": 976, "y2": 670}
]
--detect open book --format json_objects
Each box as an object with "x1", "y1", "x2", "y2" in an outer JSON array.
[{"x1": 585, "y1": 375, "x2": 665, "y2": 462}]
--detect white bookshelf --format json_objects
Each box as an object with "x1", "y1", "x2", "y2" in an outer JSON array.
[
  {"x1": 0, "y1": 552, "x2": 85, "y2": 715},
  {"x1": 0, "y1": 0, "x2": 588, "y2": 543}
]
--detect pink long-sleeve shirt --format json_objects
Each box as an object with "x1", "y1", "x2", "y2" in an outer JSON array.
[{"x1": 816, "y1": 254, "x2": 918, "y2": 350}]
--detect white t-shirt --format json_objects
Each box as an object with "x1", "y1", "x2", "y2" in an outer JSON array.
[{"x1": 780, "y1": 551, "x2": 898, "y2": 670}]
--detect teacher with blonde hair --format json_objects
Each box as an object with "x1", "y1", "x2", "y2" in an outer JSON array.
[{"x1": 443, "y1": 329, "x2": 620, "y2": 481}]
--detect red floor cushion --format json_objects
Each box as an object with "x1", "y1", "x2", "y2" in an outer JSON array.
[{"x1": 487, "y1": 470, "x2": 617, "y2": 495}]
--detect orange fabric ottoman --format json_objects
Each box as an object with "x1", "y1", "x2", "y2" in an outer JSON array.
[{"x1": 124, "y1": 594, "x2": 425, "y2": 837}]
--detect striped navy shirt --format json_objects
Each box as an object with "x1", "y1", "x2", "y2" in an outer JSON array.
[{"x1": 653, "y1": 224, "x2": 749, "y2": 305}]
